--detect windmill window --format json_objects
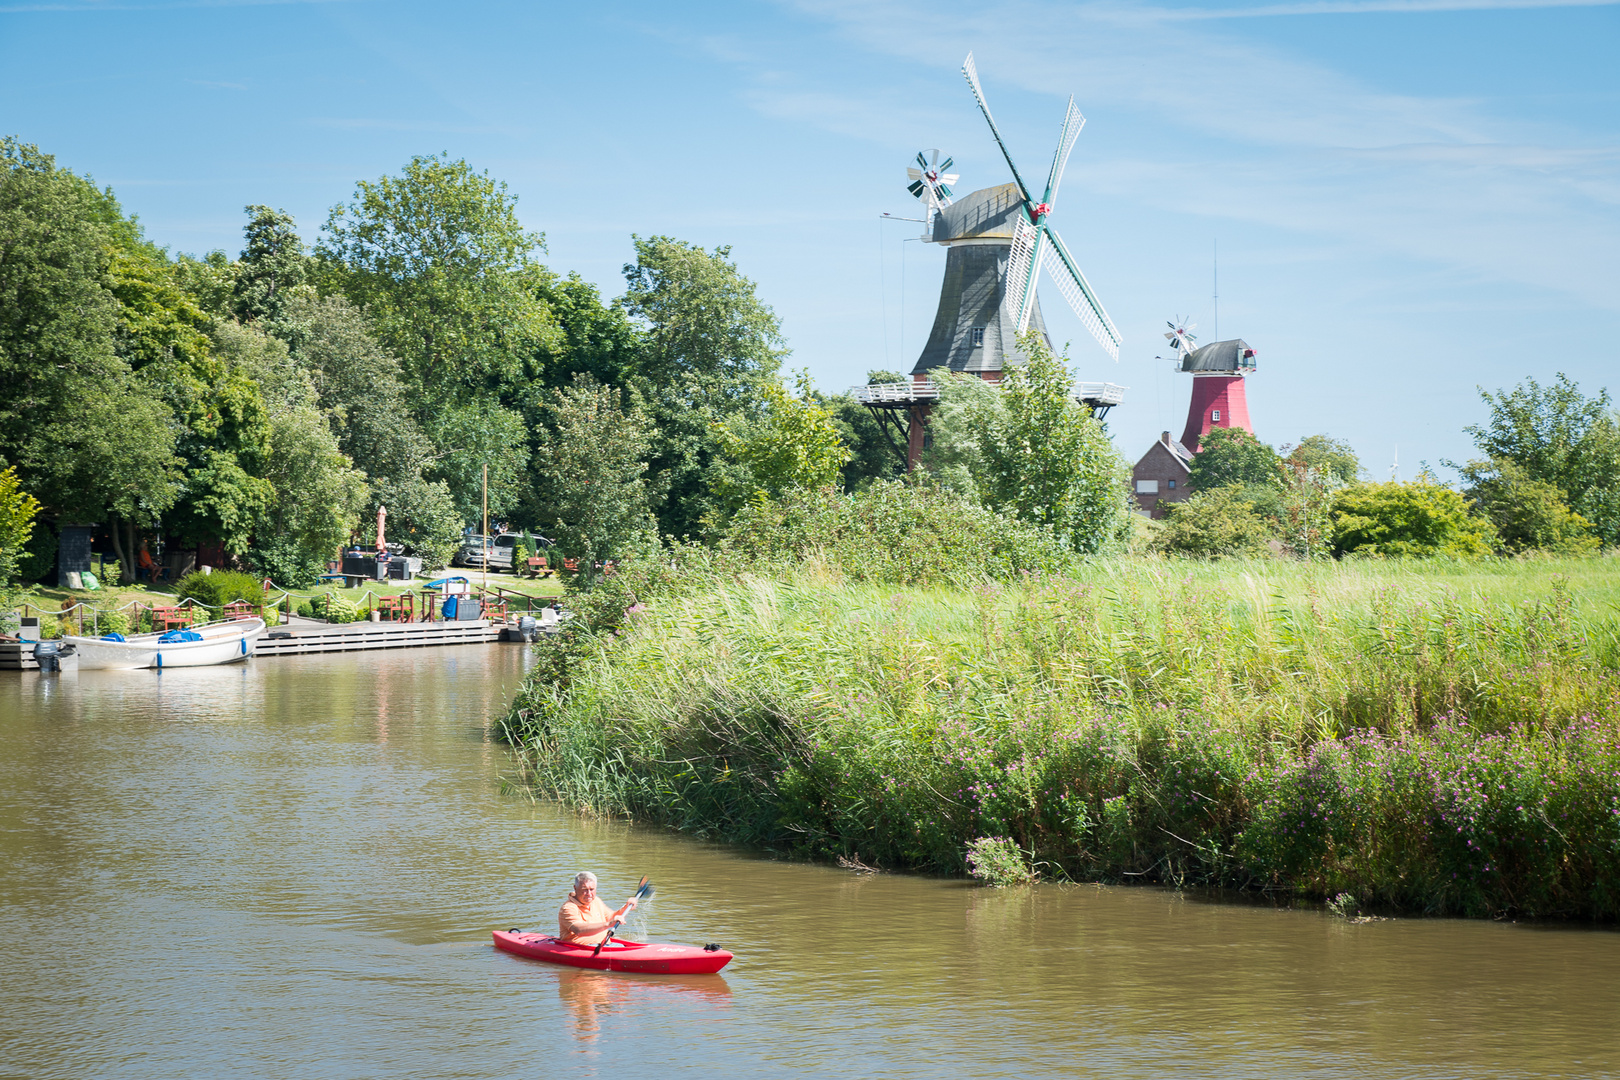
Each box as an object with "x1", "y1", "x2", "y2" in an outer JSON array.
[
  {"x1": 970, "y1": 327, "x2": 985, "y2": 347},
  {"x1": 1212, "y1": 409, "x2": 1221, "y2": 422}
]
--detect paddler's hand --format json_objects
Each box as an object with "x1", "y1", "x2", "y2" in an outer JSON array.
[{"x1": 614, "y1": 897, "x2": 639, "y2": 919}]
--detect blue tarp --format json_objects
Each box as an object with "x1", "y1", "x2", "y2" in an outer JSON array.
[
  {"x1": 100, "y1": 632, "x2": 126, "y2": 642},
  {"x1": 157, "y1": 630, "x2": 203, "y2": 643}
]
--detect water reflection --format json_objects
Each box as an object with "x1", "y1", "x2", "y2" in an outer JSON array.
[{"x1": 553, "y1": 969, "x2": 733, "y2": 1042}]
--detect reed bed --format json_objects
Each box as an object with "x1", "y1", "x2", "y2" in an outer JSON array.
[{"x1": 503, "y1": 557, "x2": 1620, "y2": 918}]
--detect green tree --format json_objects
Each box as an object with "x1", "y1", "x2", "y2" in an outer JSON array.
[
  {"x1": 1463, "y1": 373, "x2": 1620, "y2": 545},
  {"x1": 531, "y1": 270, "x2": 643, "y2": 390},
  {"x1": 959, "y1": 336, "x2": 1131, "y2": 554},
  {"x1": 1159, "y1": 485, "x2": 1273, "y2": 559},
  {"x1": 620, "y1": 235, "x2": 787, "y2": 538},
  {"x1": 318, "y1": 154, "x2": 553, "y2": 521},
  {"x1": 209, "y1": 320, "x2": 366, "y2": 573},
  {"x1": 1189, "y1": 427, "x2": 1283, "y2": 490},
  {"x1": 234, "y1": 205, "x2": 310, "y2": 324},
  {"x1": 1459, "y1": 458, "x2": 1598, "y2": 555},
  {"x1": 1285, "y1": 434, "x2": 1361, "y2": 484},
  {"x1": 713, "y1": 373, "x2": 850, "y2": 520},
  {"x1": 0, "y1": 466, "x2": 42, "y2": 626},
  {"x1": 0, "y1": 138, "x2": 179, "y2": 572},
  {"x1": 529, "y1": 376, "x2": 656, "y2": 581},
  {"x1": 318, "y1": 153, "x2": 555, "y2": 397},
  {"x1": 1331, "y1": 480, "x2": 1495, "y2": 558}
]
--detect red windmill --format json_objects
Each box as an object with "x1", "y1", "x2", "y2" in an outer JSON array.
[{"x1": 1162, "y1": 320, "x2": 1257, "y2": 452}]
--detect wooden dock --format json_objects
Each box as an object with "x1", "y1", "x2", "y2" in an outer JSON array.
[
  {"x1": 253, "y1": 617, "x2": 504, "y2": 657},
  {"x1": 2, "y1": 617, "x2": 524, "y2": 669}
]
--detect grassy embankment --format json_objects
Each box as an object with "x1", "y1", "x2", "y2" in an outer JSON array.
[{"x1": 503, "y1": 557, "x2": 1620, "y2": 919}]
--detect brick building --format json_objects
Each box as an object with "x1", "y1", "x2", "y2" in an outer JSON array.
[{"x1": 1132, "y1": 432, "x2": 1194, "y2": 519}]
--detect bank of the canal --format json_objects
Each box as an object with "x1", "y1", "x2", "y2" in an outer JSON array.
[{"x1": 2, "y1": 650, "x2": 1618, "y2": 1078}]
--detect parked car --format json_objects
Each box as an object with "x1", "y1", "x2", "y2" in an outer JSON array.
[{"x1": 451, "y1": 533, "x2": 551, "y2": 572}]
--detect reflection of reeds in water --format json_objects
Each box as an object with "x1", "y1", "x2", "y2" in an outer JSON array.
[
  {"x1": 507, "y1": 557, "x2": 1620, "y2": 919},
  {"x1": 555, "y1": 969, "x2": 732, "y2": 1042}
]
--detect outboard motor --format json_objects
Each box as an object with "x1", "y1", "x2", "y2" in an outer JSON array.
[
  {"x1": 33, "y1": 640, "x2": 61, "y2": 673},
  {"x1": 517, "y1": 614, "x2": 538, "y2": 642}
]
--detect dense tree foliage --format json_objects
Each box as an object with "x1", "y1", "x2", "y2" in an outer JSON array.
[
  {"x1": 713, "y1": 374, "x2": 850, "y2": 521},
  {"x1": 1158, "y1": 486, "x2": 1273, "y2": 559},
  {"x1": 1331, "y1": 481, "x2": 1495, "y2": 558},
  {"x1": 1189, "y1": 427, "x2": 1282, "y2": 490},
  {"x1": 1463, "y1": 374, "x2": 1620, "y2": 545},
  {"x1": 1459, "y1": 458, "x2": 1597, "y2": 555}
]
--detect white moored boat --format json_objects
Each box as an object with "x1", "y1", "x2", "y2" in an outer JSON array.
[{"x1": 65, "y1": 618, "x2": 266, "y2": 670}]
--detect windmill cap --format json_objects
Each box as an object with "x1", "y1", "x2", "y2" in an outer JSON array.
[
  {"x1": 933, "y1": 183, "x2": 1023, "y2": 243},
  {"x1": 1180, "y1": 339, "x2": 1257, "y2": 374}
]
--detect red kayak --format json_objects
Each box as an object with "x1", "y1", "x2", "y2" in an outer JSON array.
[{"x1": 493, "y1": 931, "x2": 733, "y2": 974}]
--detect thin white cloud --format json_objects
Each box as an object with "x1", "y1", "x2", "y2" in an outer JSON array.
[
  {"x1": 1156, "y1": 0, "x2": 1619, "y2": 17},
  {"x1": 779, "y1": 0, "x2": 1620, "y2": 310}
]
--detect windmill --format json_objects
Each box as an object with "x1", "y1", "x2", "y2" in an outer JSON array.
[
  {"x1": 961, "y1": 52, "x2": 1122, "y2": 361},
  {"x1": 1166, "y1": 319, "x2": 1257, "y2": 453},
  {"x1": 906, "y1": 149, "x2": 958, "y2": 232},
  {"x1": 855, "y1": 53, "x2": 1127, "y2": 469}
]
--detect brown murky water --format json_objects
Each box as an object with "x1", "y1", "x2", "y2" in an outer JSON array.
[{"x1": 2, "y1": 646, "x2": 1617, "y2": 1078}]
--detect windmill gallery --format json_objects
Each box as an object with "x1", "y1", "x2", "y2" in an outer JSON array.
[{"x1": 855, "y1": 54, "x2": 1259, "y2": 513}]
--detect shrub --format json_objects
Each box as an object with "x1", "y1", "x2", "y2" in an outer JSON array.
[
  {"x1": 1460, "y1": 458, "x2": 1599, "y2": 555},
  {"x1": 720, "y1": 480, "x2": 1077, "y2": 587},
  {"x1": 1332, "y1": 481, "x2": 1495, "y2": 558},
  {"x1": 1159, "y1": 485, "x2": 1273, "y2": 558},
  {"x1": 175, "y1": 569, "x2": 266, "y2": 614},
  {"x1": 965, "y1": 837, "x2": 1039, "y2": 886}
]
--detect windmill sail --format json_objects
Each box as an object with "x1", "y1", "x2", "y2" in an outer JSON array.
[
  {"x1": 1043, "y1": 231, "x2": 1122, "y2": 360},
  {"x1": 1042, "y1": 98, "x2": 1086, "y2": 206},
  {"x1": 961, "y1": 53, "x2": 1035, "y2": 206},
  {"x1": 1004, "y1": 215, "x2": 1039, "y2": 332}
]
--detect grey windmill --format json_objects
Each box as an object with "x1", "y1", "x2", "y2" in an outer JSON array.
[{"x1": 858, "y1": 54, "x2": 1126, "y2": 468}]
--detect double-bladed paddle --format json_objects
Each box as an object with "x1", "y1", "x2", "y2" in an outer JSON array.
[{"x1": 593, "y1": 875, "x2": 654, "y2": 957}]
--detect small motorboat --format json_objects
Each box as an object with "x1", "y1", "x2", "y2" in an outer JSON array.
[
  {"x1": 65, "y1": 618, "x2": 266, "y2": 670},
  {"x1": 493, "y1": 931, "x2": 733, "y2": 974}
]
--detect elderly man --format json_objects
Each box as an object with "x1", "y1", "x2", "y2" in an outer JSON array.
[{"x1": 557, "y1": 872, "x2": 639, "y2": 945}]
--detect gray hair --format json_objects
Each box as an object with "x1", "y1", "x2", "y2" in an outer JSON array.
[{"x1": 572, "y1": 871, "x2": 597, "y2": 891}]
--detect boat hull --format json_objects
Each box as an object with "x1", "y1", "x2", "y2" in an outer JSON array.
[
  {"x1": 65, "y1": 619, "x2": 266, "y2": 670},
  {"x1": 492, "y1": 931, "x2": 732, "y2": 974}
]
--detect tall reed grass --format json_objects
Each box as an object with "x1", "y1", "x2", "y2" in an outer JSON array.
[{"x1": 503, "y1": 557, "x2": 1620, "y2": 918}]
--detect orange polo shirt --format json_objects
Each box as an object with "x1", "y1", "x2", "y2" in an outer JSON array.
[{"x1": 557, "y1": 894, "x2": 615, "y2": 945}]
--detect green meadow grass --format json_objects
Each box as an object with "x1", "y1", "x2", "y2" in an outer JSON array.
[{"x1": 504, "y1": 556, "x2": 1620, "y2": 918}]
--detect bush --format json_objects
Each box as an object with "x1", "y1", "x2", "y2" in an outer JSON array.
[
  {"x1": 1460, "y1": 458, "x2": 1599, "y2": 555},
  {"x1": 965, "y1": 837, "x2": 1039, "y2": 886},
  {"x1": 1159, "y1": 485, "x2": 1274, "y2": 558},
  {"x1": 1332, "y1": 481, "x2": 1495, "y2": 558},
  {"x1": 246, "y1": 536, "x2": 327, "y2": 589},
  {"x1": 719, "y1": 480, "x2": 1078, "y2": 587},
  {"x1": 175, "y1": 569, "x2": 266, "y2": 614}
]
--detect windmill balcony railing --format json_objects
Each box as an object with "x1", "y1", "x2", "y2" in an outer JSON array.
[{"x1": 853, "y1": 378, "x2": 1126, "y2": 409}]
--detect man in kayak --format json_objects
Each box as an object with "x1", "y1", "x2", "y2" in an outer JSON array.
[{"x1": 557, "y1": 872, "x2": 639, "y2": 945}]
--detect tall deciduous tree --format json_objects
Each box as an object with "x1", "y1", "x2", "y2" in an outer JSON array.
[
  {"x1": 234, "y1": 205, "x2": 309, "y2": 324},
  {"x1": 619, "y1": 235, "x2": 786, "y2": 538},
  {"x1": 957, "y1": 336, "x2": 1131, "y2": 554},
  {"x1": 1463, "y1": 374, "x2": 1620, "y2": 545},
  {"x1": 713, "y1": 373, "x2": 850, "y2": 521},
  {"x1": 318, "y1": 154, "x2": 556, "y2": 522},
  {"x1": 0, "y1": 138, "x2": 179, "y2": 567},
  {"x1": 530, "y1": 375, "x2": 656, "y2": 579},
  {"x1": 1189, "y1": 427, "x2": 1283, "y2": 490},
  {"x1": 1459, "y1": 458, "x2": 1598, "y2": 555}
]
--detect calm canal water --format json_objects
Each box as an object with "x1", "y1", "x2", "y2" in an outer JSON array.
[{"x1": 2, "y1": 646, "x2": 1616, "y2": 1078}]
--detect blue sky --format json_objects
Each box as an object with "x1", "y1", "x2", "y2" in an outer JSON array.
[{"x1": 3, "y1": 0, "x2": 1616, "y2": 477}]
